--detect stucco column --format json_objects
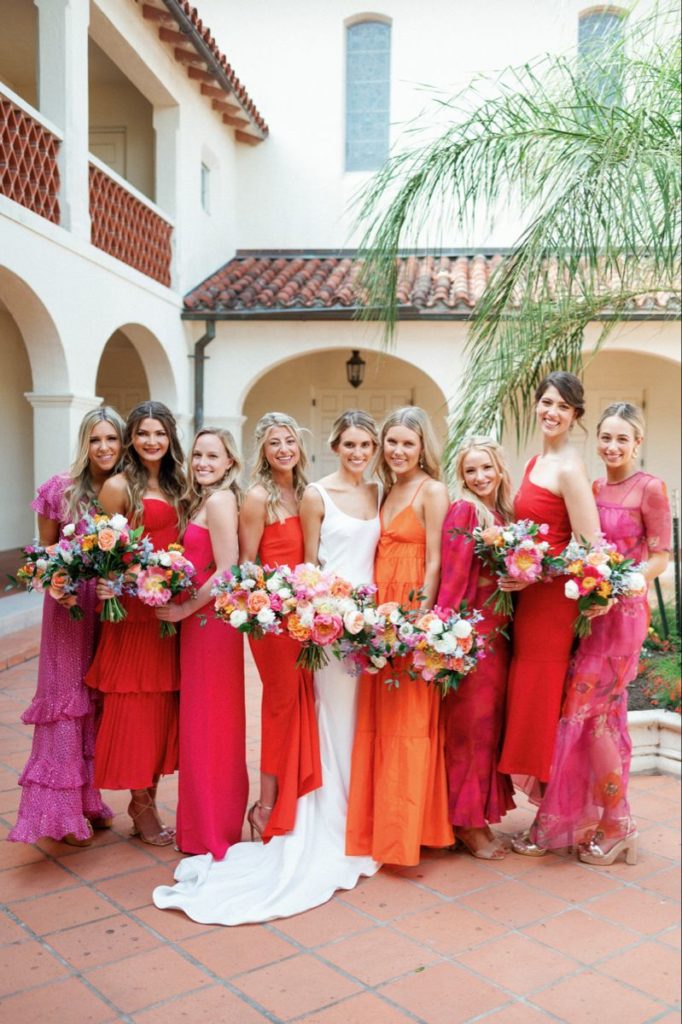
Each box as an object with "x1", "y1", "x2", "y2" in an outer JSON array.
[
  {"x1": 34, "y1": 0, "x2": 90, "y2": 238},
  {"x1": 153, "y1": 105, "x2": 181, "y2": 289},
  {"x1": 24, "y1": 392, "x2": 103, "y2": 488}
]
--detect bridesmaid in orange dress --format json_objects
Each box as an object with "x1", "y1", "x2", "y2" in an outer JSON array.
[
  {"x1": 346, "y1": 407, "x2": 453, "y2": 867},
  {"x1": 498, "y1": 373, "x2": 600, "y2": 815},
  {"x1": 155, "y1": 428, "x2": 248, "y2": 857},
  {"x1": 239, "y1": 412, "x2": 322, "y2": 841},
  {"x1": 86, "y1": 402, "x2": 186, "y2": 846}
]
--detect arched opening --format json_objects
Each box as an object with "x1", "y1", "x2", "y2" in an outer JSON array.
[
  {"x1": 241, "y1": 348, "x2": 448, "y2": 474},
  {"x1": 96, "y1": 329, "x2": 150, "y2": 417},
  {"x1": 0, "y1": 295, "x2": 33, "y2": 559}
]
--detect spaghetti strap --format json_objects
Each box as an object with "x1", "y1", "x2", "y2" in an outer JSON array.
[{"x1": 410, "y1": 478, "x2": 429, "y2": 505}]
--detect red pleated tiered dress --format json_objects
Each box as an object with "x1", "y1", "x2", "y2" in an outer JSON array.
[{"x1": 86, "y1": 499, "x2": 180, "y2": 789}]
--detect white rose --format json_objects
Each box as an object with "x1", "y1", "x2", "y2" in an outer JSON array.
[
  {"x1": 363, "y1": 608, "x2": 378, "y2": 626},
  {"x1": 389, "y1": 608, "x2": 403, "y2": 625},
  {"x1": 241, "y1": 578, "x2": 256, "y2": 589},
  {"x1": 229, "y1": 609, "x2": 248, "y2": 628},
  {"x1": 257, "y1": 607, "x2": 276, "y2": 625},
  {"x1": 62, "y1": 523, "x2": 76, "y2": 537},
  {"x1": 158, "y1": 552, "x2": 171, "y2": 568},
  {"x1": 266, "y1": 575, "x2": 283, "y2": 592},
  {"x1": 452, "y1": 618, "x2": 473, "y2": 639},
  {"x1": 35, "y1": 558, "x2": 48, "y2": 570},
  {"x1": 60, "y1": 548, "x2": 74, "y2": 564},
  {"x1": 519, "y1": 538, "x2": 535, "y2": 550},
  {"x1": 343, "y1": 610, "x2": 365, "y2": 635},
  {"x1": 598, "y1": 564, "x2": 612, "y2": 579},
  {"x1": 434, "y1": 634, "x2": 457, "y2": 655},
  {"x1": 370, "y1": 655, "x2": 387, "y2": 669},
  {"x1": 565, "y1": 580, "x2": 580, "y2": 600},
  {"x1": 298, "y1": 605, "x2": 315, "y2": 627},
  {"x1": 277, "y1": 587, "x2": 293, "y2": 599},
  {"x1": 109, "y1": 514, "x2": 128, "y2": 532},
  {"x1": 502, "y1": 531, "x2": 515, "y2": 543}
]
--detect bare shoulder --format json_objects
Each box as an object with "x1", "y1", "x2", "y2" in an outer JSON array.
[
  {"x1": 423, "y1": 478, "x2": 450, "y2": 502},
  {"x1": 300, "y1": 484, "x2": 324, "y2": 512},
  {"x1": 242, "y1": 484, "x2": 268, "y2": 510},
  {"x1": 205, "y1": 489, "x2": 238, "y2": 517},
  {"x1": 101, "y1": 473, "x2": 128, "y2": 496},
  {"x1": 558, "y1": 451, "x2": 589, "y2": 486}
]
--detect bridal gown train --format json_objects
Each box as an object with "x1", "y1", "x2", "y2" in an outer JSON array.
[{"x1": 153, "y1": 482, "x2": 381, "y2": 924}]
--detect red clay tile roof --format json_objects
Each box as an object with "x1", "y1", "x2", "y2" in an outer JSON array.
[
  {"x1": 183, "y1": 251, "x2": 680, "y2": 317},
  {"x1": 140, "y1": 1, "x2": 268, "y2": 141}
]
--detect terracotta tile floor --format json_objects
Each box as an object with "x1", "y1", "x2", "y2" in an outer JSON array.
[{"x1": 0, "y1": 650, "x2": 680, "y2": 1024}]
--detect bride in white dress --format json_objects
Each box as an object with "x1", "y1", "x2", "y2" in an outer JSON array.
[{"x1": 153, "y1": 410, "x2": 381, "y2": 924}]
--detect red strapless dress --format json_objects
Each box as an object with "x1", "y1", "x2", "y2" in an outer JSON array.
[
  {"x1": 248, "y1": 516, "x2": 322, "y2": 838},
  {"x1": 85, "y1": 499, "x2": 180, "y2": 789},
  {"x1": 176, "y1": 523, "x2": 248, "y2": 857},
  {"x1": 498, "y1": 457, "x2": 574, "y2": 782}
]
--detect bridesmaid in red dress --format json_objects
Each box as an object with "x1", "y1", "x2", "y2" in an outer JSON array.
[
  {"x1": 437, "y1": 436, "x2": 516, "y2": 859},
  {"x1": 238, "y1": 412, "x2": 322, "y2": 841},
  {"x1": 498, "y1": 372, "x2": 600, "y2": 805},
  {"x1": 86, "y1": 402, "x2": 186, "y2": 846},
  {"x1": 156, "y1": 428, "x2": 248, "y2": 857}
]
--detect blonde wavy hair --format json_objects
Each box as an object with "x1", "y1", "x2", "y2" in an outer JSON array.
[
  {"x1": 374, "y1": 406, "x2": 442, "y2": 494},
  {"x1": 597, "y1": 402, "x2": 645, "y2": 441},
  {"x1": 249, "y1": 412, "x2": 309, "y2": 524},
  {"x1": 452, "y1": 435, "x2": 514, "y2": 528},
  {"x1": 328, "y1": 409, "x2": 379, "y2": 451},
  {"x1": 121, "y1": 401, "x2": 188, "y2": 529},
  {"x1": 185, "y1": 427, "x2": 243, "y2": 520},
  {"x1": 63, "y1": 406, "x2": 126, "y2": 521}
]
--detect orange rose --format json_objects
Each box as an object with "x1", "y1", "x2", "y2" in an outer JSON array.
[
  {"x1": 480, "y1": 526, "x2": 502, "y2": 546},
  {"x1": 97, "y1": 528, "x2": 117, "y2": 551},
  {"x1": 50, "y1": 569, "x2": 69, "y2": 591},
  {"x1": 247, "y1": 590, "x2": 270, "y2": 614},
  {"x1": 287, "y1": 614, "x2": 312, "y2": 642},
  {"x1": 330, "y1": 578, "x2": 353, "y2": 599}
]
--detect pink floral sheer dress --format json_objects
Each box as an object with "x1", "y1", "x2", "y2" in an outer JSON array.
[
  {"x1": 532, "y1": 472, "x2": 671, "y2": 850},
  {"x1": 9, "y1": 474, "x2": 113, "y2": 843}
]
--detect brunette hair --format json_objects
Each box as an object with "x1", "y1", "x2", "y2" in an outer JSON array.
[
  {"x1": 64, "y1": 406, "x2": 126, "y2": 521},
  {"x1": 121, "y1": 401, "x2": 187, "y2": 527},
  {"x1": 535, "y1": 371, "x2": 585, "y2": 420},
  {"x1": 328, "y1": 409, "x2": 379, "y2": 451},
  {"x1": 249, "y1": 412, "x2": 309, "y2": 524},
  {"x1": 374, "y1": 406, "x2": 442, "y2": 493},
  {"x1": 596, "y1": 402, "x2": 645, "y2": 441},
  {"x1": 452, "y1": 435, "x2": 514, "y2": 528},
  {"x1": 185, "y1": 427, "x2": 243, "y2": 520}
]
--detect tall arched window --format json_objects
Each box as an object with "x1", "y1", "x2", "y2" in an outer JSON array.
[
  {"x1": 578, "y1": 7, "x2": 626, "y2": 103},
  {"x1": 345, "y1": 19, "x2": 391, "y2": 172}
]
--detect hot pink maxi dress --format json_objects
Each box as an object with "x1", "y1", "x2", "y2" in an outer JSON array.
[
  {"x1": 437, "y1": 500, "x2": 516, "y2": 828},
  {"x1": 532, "y1": 473, "x2": 671, "y2": 848},
  {"x1": 9, "y1": 474, "x2": 113, "y2": 843},
  {"x1": 175, "y1": 523, "x2": 248, "y2": 858}
]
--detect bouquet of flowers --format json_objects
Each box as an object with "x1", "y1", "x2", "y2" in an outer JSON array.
[
  {"x1": 77, "y1": 512, "x2": 151, "y2": 622},
  {"x1": 13, "y1": 534, "x2": 86, "y2": 620},
  {"x1": 408, "y1": 605, "x2": 485, "y2": 696},
  {"x1": 212, "y1": 561, "x2": 293, "y2": 638},
  {"x1": 457, "y1": 519, "x2": 552, "y2": 616},
  {"x1": 136, "y1": 544, "x2": 197, "y2": 637},
  {"x1": 284, "y1": 563, "x2": 360, "y2": 671},
  {"x1": 559, "y1": 537, "x2": 648, "y2": 637},
  {"x1": 340, "y1": 599, "x2": 417, "y2": 686}
]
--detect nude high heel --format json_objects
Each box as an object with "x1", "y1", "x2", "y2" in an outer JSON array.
[
  {"x1": 247, "y1": 801, "x2": 273, "y2": 841},
  {"x1": 578, "y1": 830, "x2": 638, "y2": 866}
]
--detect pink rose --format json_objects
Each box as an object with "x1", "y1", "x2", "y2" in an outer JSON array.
[
  {"x1": 310, "y1": 614, "x2": 344, "y2": 646},
  {"x1": 97, "y1": 528, "x2": 117, "y2": 552},
  {"x1": 343, "y1": 610, "x2": 365, "y2": 635}
]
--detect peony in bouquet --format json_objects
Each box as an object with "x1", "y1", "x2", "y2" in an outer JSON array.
[
  {"x1": 77, "y1": 512, "x2": 151, "y2": 622},
  {"x1": 455, "y1": 519, "x2": 552, "y2": 617},
  {"x1": 559, "y1": 537, "x2": 648, "y2": 637},
  {"x1": 212, "y1": 561, "x2": 293, "y2": 638},
  {"x1": 13, "y1": 532, "x2": 86, "y2": 620},
  {"x1": 136, "y1": 543, "x2": 197, "y2": 637},
  {"x1": 409, "y1": 605, "x2": 484, "y2": 697},
  {"x1": 345, "y1": 599, "x2": 416, "y2": 686}
]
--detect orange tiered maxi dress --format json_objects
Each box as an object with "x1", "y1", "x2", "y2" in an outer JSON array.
[
  {"x1": 345, "y1": 500, "x2": 453, "y2": 866},
  {"x1": 249, "y1": 516, "x2": 322, "y2": 839}
]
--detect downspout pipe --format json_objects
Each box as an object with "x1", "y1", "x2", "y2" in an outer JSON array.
[{"x1": 192, "y1": 320, "x2": 216, "y2": 433}]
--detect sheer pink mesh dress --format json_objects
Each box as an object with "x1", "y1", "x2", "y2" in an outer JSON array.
[
  {"x1": 532, "y1": 473, "x2": 671, "y2": 849},
  {"x1": 9, "y1": 474, "x2": 113, "y2": 843}
]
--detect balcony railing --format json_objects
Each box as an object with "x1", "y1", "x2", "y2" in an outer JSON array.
[
  {"x1": 0, "y1": 85, "x2": 61, "y2": 224},
  {"x1": 89, "y1": 156, "x2": 173, "y2": 287}
]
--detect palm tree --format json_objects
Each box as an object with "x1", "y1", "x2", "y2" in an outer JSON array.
[{"x1": 356, "y1": 4, "x2": 681, "y2": 463}]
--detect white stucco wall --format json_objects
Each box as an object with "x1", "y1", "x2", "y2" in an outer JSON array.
[{"x1": 0, "y1": 310, "x2": 34, "y2": 547}]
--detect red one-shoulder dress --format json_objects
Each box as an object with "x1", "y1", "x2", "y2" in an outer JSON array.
[
  {"x1": 249, "y1": 516, "x2": 322, "y2": 839},
  {"x1": 498, "y1": 457, "x2": 574, "y2": 783}
]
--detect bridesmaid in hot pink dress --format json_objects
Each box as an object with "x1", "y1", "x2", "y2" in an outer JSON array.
[
  {"x1": 156, "y1": 428, "x2": 247, "y2": 857},
  {"x1": 9, "y1": 407, "x2": 124, "y2": 846},
  {"x1": 522, "y1": 403, "x2": 671, "y2": 866},
  {"x1": 437, "y1": 437, "x2": 516, "y2": 860}
]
